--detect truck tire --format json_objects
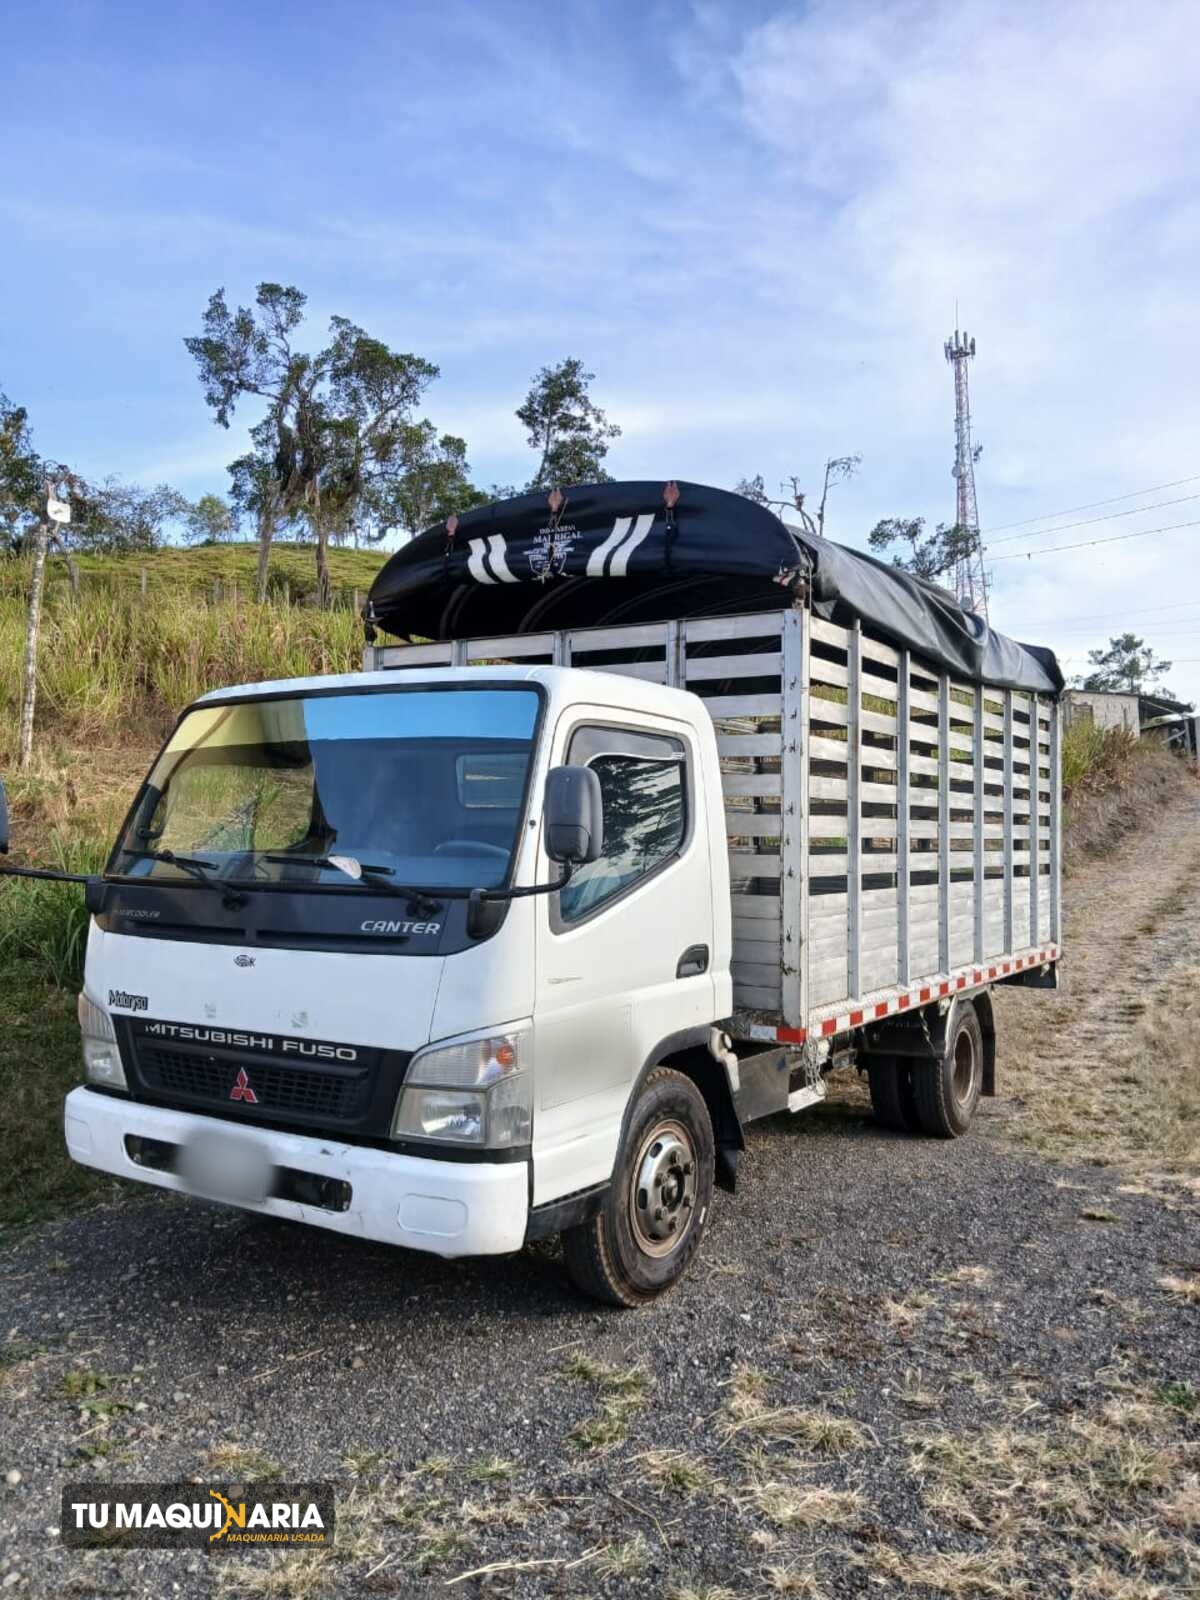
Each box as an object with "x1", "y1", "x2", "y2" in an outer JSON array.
[
  {"x1": 866, "y1": 1055, "x2": 919, "y2": 1132},
  {"x1": 562, "y1": 1067, "x2": 715, "y2": 1308},
  {"x1": 911, "y1": 1001, "x2": 983, "y2": 1138}
]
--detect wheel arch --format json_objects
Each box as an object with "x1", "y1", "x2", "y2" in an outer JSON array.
[{"x1": 633, "y1": 1028, "x2": 744, "y2": 1194}]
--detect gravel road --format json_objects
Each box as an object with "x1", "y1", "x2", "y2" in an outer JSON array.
[{"x1": 2, "y1": 792, "x2": 1198, "y2": 1600}]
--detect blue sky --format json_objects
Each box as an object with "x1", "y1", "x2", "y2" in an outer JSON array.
[{"x1": 3, "y1": 0, "x2": 1199, "y2": 699}]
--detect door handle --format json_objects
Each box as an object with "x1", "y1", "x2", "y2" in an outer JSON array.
[{"x1": 676, "y1": 944, "x2": 709, "y2": 979}]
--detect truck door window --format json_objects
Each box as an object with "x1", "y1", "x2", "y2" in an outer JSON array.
[{"x1": 557, "y1": 726, "x2": 687, "y2": 925}]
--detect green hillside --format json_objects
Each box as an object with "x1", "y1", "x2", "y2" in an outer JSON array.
[{"x1": 0, "y1": 540, "x2": 388, "y2": 603}]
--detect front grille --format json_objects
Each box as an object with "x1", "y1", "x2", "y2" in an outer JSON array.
[{"x1": 134, "y1": 1044, "x2": 368, "y2": 1122}]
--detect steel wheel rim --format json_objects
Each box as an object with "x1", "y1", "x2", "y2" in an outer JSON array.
[
  {"x1": 952, "y1": 1028, "x2": 977, "y2": 1104},
  {"x1": 628, "y1": 1118, "x2": 697, "y2": 1258}
]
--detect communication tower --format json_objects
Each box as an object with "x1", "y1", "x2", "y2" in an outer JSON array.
[{"x1": 944, "y1": 329, "x2": 990, "y2": 620}]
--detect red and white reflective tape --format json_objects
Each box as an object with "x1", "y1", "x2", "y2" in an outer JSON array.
[{"x1": 739, "y1": 945, "x2": 1060, "y2": 1046}]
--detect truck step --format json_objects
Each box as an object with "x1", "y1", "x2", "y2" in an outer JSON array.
[{"x1": 787, "y1": 1083, "x2": 827, "y2": 1114}]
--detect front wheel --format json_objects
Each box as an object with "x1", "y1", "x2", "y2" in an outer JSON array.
[{"x1": 562, "y1": 1067, "x2": 715, "y2": 1307}]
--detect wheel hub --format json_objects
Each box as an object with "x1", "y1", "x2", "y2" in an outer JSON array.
[
  {"x1": 952, "y1": 1028, "x2": 977, "y2": 1102},
  {"x1": 629, "y1": 1121, "x2": 697, "y2": 1257}
]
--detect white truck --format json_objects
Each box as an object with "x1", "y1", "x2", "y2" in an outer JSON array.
[{"x1": 1, "y1": 481, "x2": 1063, "y2": 1306}]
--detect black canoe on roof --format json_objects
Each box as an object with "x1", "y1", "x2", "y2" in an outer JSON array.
[{"x1": 366, "y1": 479, "x2": 1062, "y2": 695}]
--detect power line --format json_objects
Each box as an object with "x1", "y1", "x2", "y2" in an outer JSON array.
[
  {"x1": 983, "y1": 492, "x2": 1200, "y2": 548},
  {"x1": 1011, "y1": 597, "x2": 1200, "y2": 629},
  {"x1": 981, "y1": 473, "x2": 1200, "y2": 534},
  {"x1": 989, "y1": 516, "x2": 1200, "y2": 563},
  {"x1": 1043, "y1": 615, "x2": 1200, "y2": 636}
]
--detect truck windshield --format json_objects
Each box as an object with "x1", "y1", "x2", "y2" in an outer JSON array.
[{"x1": 110, "y1": 687, "x2": 541, "y2": 892}]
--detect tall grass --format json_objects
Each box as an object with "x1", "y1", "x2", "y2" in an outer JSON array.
[
  {"x1": 0, "y1": 830, "x2": 108, "y2": 988},
  {"x1": 0, "y1": 589, "x2": 364, "y2": 738},
  {"x1": 1060, "y1": 720, "x2": 1138, "y2": 797},
  {"x1": 0, "y1": 540, "x2": 385, "y2": 604}
]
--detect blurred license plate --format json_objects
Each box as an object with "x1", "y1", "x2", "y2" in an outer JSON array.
[{"x1": 179, "y1": 1131, "x2": 271, "y2": 1204}]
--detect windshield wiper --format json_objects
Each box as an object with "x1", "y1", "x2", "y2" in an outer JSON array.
[
  {"x1": 119, "y1": 849, "x2": 249, "y2": 908},
  {"x1": 260, "y1": 854, "x2": 444, "y2": 914}
]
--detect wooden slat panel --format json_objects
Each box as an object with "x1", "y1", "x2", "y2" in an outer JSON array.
[
  {"x1": 860, "y1": 634, "x2": 901, "y2": 670},
  {"x1": 810, "y1": 694, "x2": 850, "y2": 725},
  {"x1": 810, "y1": 776, "x2": 849, "y2": 802},
  {"x1": 464, "y1": 633, "x2": 556, "y2": 659},
  {"x1": 728, "y1": 851, "x2": 782, "y2": 875},
  {"x1": 908, "y1": 685, "x2": 940, "y2": 715},
  {"x1": 685, "y1": 651, "x2": 782, "y2": 681},
  {"x1": 809, "y1": 615, "x2": 849, "y2": 649},
  {"x1": 808, "y1": 956, "x2": 849, "y2": 1005},
  {"x1": 809, "y1": 814, "x2": 850, "y2": 840},
  {"x1": 731, "y1": 958, "x2": 785, "y2": 985},
  {"x1": 809, "y1": 853, "x2": 848, "y2": 875},
  {"x1": 733, "y1": 981, "x2": 784, "y2": 1009},
  {"x1": 725, "y1": 811, "x2": 782, "y2": 837},
  {"x1": 568, "y1": 622, "x2": 667, "y2": 651},
  {"x1": 811, "y1": 656, "x2": 850, "y2": 689},
  {"x1": 379, "y1": 643, "x2": 453, "y2": 666},
  {"x1": 858, "y1": 743, "x2": 898, "y2": 770},
  {"x1": 732, "y1": 936, "x2": 782, "y2": 964},
  {"x1": 722, "y1": 772, "x2": 782, "y2": 798},
  {"x1": 584, "y1": 660, "x2": 667, "y2": 681},
  {"x1": 732, "y1": 894, "x2": 782, "y2": 922},
  {"x1": 703, "y1": 694, "x2": 782, "y2": 719},
  {"x1": 686, "y1": 614, "x2": 784, "y2": 644},
  {"x1": 716, "y1": 733, "x2": 784, "y2": 758},
  {"x1": 860, "y1": 780, "x2": 899, "y2": 804}
]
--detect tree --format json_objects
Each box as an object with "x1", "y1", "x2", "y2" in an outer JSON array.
[
  {"x1": 814, "y1": 454, "x2": 861, "y2": 537},
  {"x1": 359, "y1": 422, "x2": 486, "y2": 542},
  {"x1": 516, "y1": 359, "x2": 620, "y2": 489},
  {"x1": 1080, "y1": 634, "x2": 1176, "y2": 697},
  {"x1": 184, "y1": 492, "x2": 238, "y2": 546},
  {"x1": 186, "y1": 283, "x2": 314, "y2": 601},
  {"x1": 0, "y1": 391, "x2": 44, "y2": 555},
  {"x1": 736, "y1": 455, "x2": 861, "y2": 537},
  {"x1": 868, "y1": 516, "x2": 978, "y2": 583},
  {"x1": 734, "y1": 473, "x2": 770, "y2": 507},
  {"x1": 188, "y1": 287, "x2": 466, "y2": 603},
  {"x1": 67, "y1": 480, "x2": 189, "y2": 554}
]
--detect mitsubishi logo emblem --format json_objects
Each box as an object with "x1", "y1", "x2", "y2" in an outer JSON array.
[{"x1": 229, "y1": 1068, "x2": 258, "y2": 1104}]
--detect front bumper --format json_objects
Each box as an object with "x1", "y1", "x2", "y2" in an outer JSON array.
[{"x1": 63, "y1": 1087, "x2": 529, "y2": 1257}]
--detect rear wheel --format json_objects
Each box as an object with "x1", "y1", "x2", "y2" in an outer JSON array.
[
  {"x1": 562, "y1": 1067, "x2": 715, "y2": 1308},
  {"x1": 912, "y1": 1002, "x2": 984, "y2": 1138},
  {"x1": 867, "y1": 1055, "x2": 920, "y2": 1131}
]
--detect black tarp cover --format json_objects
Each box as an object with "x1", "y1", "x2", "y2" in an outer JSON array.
[{"x1": 367, "y1": 480, "x2": 1061, "y2": 695}]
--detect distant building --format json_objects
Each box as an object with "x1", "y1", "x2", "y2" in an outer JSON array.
[{"x1": 1063, "y1": 689, "x2": 1140, "y2": 735}]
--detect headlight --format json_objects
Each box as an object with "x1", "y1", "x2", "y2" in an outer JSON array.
[
  {"x1": 77, "y1": 993, "x2": 127, "y2": 1089},
  {"x1": 391, "y1": 1031, "x2": 531, "y2": 1148}
]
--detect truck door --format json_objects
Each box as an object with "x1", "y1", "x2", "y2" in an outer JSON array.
[{"x1": 532, "y1": 712, "x2": 716, "y2": 1207}]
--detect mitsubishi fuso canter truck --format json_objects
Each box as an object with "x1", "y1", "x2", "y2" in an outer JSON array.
[{"x1": 0, "y1": 481, "x2": 1063, "y2": 1306}]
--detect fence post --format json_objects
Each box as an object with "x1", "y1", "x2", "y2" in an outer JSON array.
[{"x1": 140, "y1": 566, "x2": 148, "y2": 597}]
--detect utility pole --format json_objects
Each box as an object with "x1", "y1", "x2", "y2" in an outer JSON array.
[
  {"x1": 944, "y1": 329, "x2": 990, "y2": 621},
  {"x1": 19, "y1": 480, "x2": 70, "y2": 770}
]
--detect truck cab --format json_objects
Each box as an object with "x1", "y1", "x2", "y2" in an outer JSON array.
[{"x1": 63, "y1": 665, "x2": 735, "y2": 1303}]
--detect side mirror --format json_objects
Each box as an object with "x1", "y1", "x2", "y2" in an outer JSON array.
[
  {"x1": 544, "y1": 765, "x2": 603, "y2": 865},
  {"x1": 0, "y1": 777, "x2": 8, "y2": 854}
]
